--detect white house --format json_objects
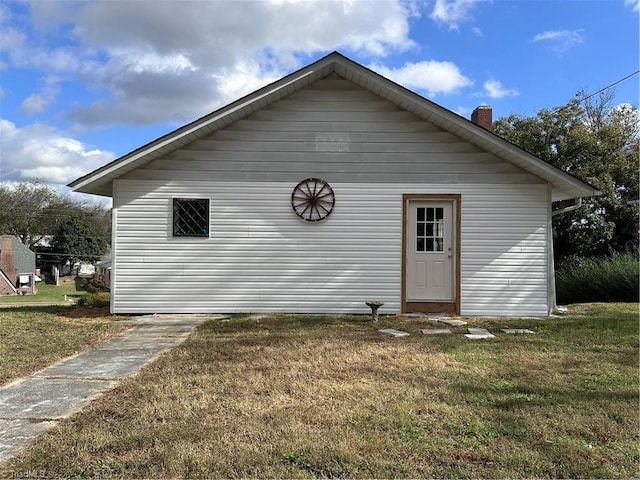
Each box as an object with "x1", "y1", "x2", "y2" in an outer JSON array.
[{"x1": 69, "y1": 52, "x2": 598, "y2": 317}]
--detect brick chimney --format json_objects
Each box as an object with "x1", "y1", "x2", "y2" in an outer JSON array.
[
  {"x1": 0, "y1": 236, "x2": 17, "y2": 287},
  {"x1": 471, "y1": 105, "x2": 493, "y2": 132}
]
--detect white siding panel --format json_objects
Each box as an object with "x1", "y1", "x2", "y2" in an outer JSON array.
[
  {"x1": 122, "y1": 78, "x2": 544, "y2": 186},
  {"x1": 112, "y1": 180, "x2": 549, "y2": 316}
]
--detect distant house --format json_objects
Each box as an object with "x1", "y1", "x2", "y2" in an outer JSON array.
[
  {"x1": 96, "y1": 253, "x2": 112, "y2": 280},
  {"x1": 0, "y1": 235, "x2": 37, "y2": 295},
  {"x1": 69, "y1": 52, "x2": 599, "y2": 316}
]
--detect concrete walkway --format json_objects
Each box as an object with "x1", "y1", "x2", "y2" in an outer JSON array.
[{"x1": 0, "y1": 314, "x2": 224, "y2": 463}]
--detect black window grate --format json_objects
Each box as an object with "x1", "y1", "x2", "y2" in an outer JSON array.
[{"x1": 173, "y1": 198, "x2": 209, "y2": 237}]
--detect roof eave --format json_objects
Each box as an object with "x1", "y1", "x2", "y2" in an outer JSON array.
[{"x1": 467, "y1": 127, "x2": 601, "y2": 201}]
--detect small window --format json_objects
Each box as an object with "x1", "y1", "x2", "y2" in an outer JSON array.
[
  {"x1": 416, "y1": 207, "x2": 444, "y2": 253},
  {"x1": 173, "y1": 198, "x2": 209, "y2": 237}
]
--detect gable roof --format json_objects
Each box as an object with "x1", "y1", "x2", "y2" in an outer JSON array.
[
  {"x1": 0, "y1": 235, "x2": 35, "y2": 274},
  {"x1": 69, "y1": 51, "x2": 600, "y2": 202}
]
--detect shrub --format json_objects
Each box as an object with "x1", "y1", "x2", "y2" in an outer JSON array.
[
  {"x1": 76, "y1": 274, "x2": 110, "y2": 293},
  {"x1": 556, "y1": 252, "x2": 639, "y2": 304},
  {"x1": 76, "y1": 292, "x2": 110, "y2": 308}
]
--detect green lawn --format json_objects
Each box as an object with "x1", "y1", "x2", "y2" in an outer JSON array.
[
  {"x1": 0, "y1": 306, "x2": 128, "y2": 385},
  {"x1": 0, "y1": 278, "x2": 86, "y2": 304},
  {"x1": 4, "y1": 303, "x2": 639, "y2": 478}
]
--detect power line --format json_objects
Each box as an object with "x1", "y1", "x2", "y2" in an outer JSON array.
[
  {"x1": 36, "y1": 252, "x2": 107, "y2": 258},
  {"x1": 547, "y1": 70, "x2": 640, "y2": 116},
  {"x1": 579, "y1": 70, "x2": 639, "y2": 104}
]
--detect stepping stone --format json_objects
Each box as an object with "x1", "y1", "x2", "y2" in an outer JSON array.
[
  {"x1": 467, "y1": 328, "x2": 491, "y2": 334},
  {"x1": 501, "y1": 328, "x2": 535, "y2": 334},
  {"x1": 465, "y1": 327, "x2": 495, "y2": 339},
  {"x1": 421, "y1": 329, "x2": 452, "y2": 335},
  {"x1": 464, "y1": 333, "x2": 495, "y2": 339},
  {"x1": 438, "y1": 319, "x2": 467, "y2": 326},
  {"x1": 379, "y1": 328, "x2": 410, "y2": 338}
]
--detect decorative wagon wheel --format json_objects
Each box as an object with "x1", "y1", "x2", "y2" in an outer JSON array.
[{"x1": 291, "y1": 178, "x2": 335, "y2": 222}]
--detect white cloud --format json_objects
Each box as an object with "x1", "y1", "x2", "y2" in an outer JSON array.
[
  {"x1": 533, "y1": 29, "x2": 584, "y2": 54},
  {"x1": 213, "y1": 60, "x2": 282, "y2": 106},
  {"x1": 1, "y1": 25, "x2": 80, "y2": 72},
  {"x1": 20, "y1": 95, "x2": 49, "y2": 115},
  {"x1": 0, "y1": 27, "x2": 25, "y2": 51},
  {"x1": 472, "y1": 26, "x2": 483, "y2": 37},
  {"x1": 5, "y1": 0, "x2": 420, "y2": 127},
  {"x1": 625, "y1": 0, "x2": 640, "y2": 12},
  {"x1": 482, "y1": 79, "x2": 519, "y2": 99},
  {"x1": 454, "y1": 106, "x2": 473, "y2": 118},
  {"x1": 370, "y1": 60, "x2": 473, "y2": 96},
  {"x1": 0, "y1": 120, "x2": 116, "y2": 185},
  {"x1": 20, "y1": 76, "x2": 60, "y2": 115},
  {"x1": 430, "y1": 0, "x2": 478, "y2": 30}
]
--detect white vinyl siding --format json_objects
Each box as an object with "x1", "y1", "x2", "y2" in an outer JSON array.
[
  {"x1": 112, "y1": 180, "x2": 549, "y2": 316},
  {"x1": 122, "y1": 77, "x2": 543, "y2": 186},
  {"x1": 110, "y1": 75, "x2": 551, "y2": 317}
]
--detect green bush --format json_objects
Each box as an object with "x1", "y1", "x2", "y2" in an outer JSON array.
[
  {"x1": 556, "y1": 252, "x2": 639, "y2": 304},
  {"x1": 76, "y1": 275, "x2": 110, "y2": 293},
  {"x1": 76, "y1": 292, "x2": 110, "y2": 308}
]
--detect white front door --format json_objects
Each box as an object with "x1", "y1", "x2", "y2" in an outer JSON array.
[{"x1": 406, "y1": 200, "x2": 455, "y2": 302}]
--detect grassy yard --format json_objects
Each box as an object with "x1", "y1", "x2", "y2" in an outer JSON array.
[
  {"x1": 0, "y1": 306, "x2": 128, "y2": 385},
  {"x1": 4, "y1": 303, "x2": 639, "y2": 478},
  {"x1": 0, "y1": 277, "x2": 86, "y2": 304}
]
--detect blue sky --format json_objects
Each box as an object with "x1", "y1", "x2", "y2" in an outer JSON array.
[{"x1": 1, "y1": 0, "x2": 638, "y2": 195}]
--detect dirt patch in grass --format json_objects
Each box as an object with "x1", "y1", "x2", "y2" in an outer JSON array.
[
  {"x1": 5, "y1": 305, "x2": 639, "y2": 478},
  {"x1": 53, "y1": 306, "x2": 129, "y2": 322},
  {"x1": 0, "y1": 306, "x2": 129, "y2": 385}
]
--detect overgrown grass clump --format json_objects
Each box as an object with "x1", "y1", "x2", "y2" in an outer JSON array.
[{"x1": 556, "y1": 252, "x2": 639, "y2": 304}]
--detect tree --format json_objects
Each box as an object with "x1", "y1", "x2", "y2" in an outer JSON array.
[
  {"x1": 46, "y1": 194, "x2": 112, "y2": 245},
  {"x1": 50, "y1": 214, "x2": 108, "y2": 265},
  {"x1": 0, "y1": 181, "x2": 111, "y2": 250},
  {"x1": 0, "y1": 181, "x2": 57, "y2": 247},
  {"x1": 493, "y1": 89, "x2": 639, "y2": 263}
]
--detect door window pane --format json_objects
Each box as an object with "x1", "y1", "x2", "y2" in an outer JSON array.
[
  {"x1": 426, "y1": 223, "x2": 434, "y2": 236},
  {"x1": 416, "y1": 206, "x2": 445, "y2": 253}
]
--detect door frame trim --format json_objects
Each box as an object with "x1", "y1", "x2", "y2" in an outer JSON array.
[{"x1": 401, "y1": 194, "x2": 461, "y2": 314}]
